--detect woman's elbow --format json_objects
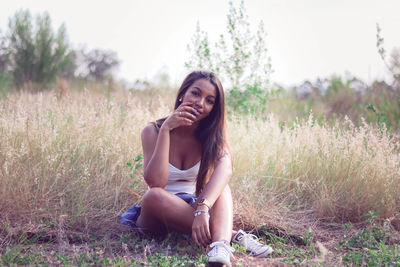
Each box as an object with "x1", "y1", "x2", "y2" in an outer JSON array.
[
  {"x1": 143, "y1": 174, "x2": 168, "y2": 188},
  {"x1": 226, "y1": 169, "x2": 233, "y2": 182},
  {"x1": 225, "y1": 159, "x2": 233, "y2": 180}
]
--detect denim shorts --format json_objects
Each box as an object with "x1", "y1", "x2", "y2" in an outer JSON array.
[{"x1": 120, "y1": 193, "x2": 197, "y2": 229}]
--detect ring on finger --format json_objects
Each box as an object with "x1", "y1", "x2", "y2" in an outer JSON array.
[{"x1": 179, "y1": 111, "x2": 182, "y2": 116}]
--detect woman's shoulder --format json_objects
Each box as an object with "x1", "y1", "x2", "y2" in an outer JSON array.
[
  {"x1": 142, "y1": 123, "x2": 159, "y2": 135},
  {"x1": 141, "y1": 123, "x2": 159, "y2": 150},
  {"x1": 141, "y1": 123, "x2": 159, "y2": 142}
]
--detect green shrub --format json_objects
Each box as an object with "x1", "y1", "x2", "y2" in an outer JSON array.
[
  {"x1": 185, "y1": 0, "x2": 275, "y2": 114},
  {"x1": 0, "y1": 70, "x2": 12, "y2": 98},
  {"x1": 3, "y1": 9, "x2": 74, "y2": 89}
]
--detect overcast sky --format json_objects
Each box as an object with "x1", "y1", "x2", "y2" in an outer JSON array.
[{"x1": 1, "y1": 0, "x2": 399, "y2": 87}]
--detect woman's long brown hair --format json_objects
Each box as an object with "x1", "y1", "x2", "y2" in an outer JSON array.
[{"x1": 154, "y1": 70, "x2": 227, "y2": 195}]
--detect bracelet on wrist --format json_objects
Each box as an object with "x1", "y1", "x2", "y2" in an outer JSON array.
[
  {"x1": 194, "y1": 210, "x2": 210, "y2": 218},
  {"x1": 197, "y1": 203, "x2": 211, "y2": 210},
  {"x1": 197, "y1": 198, "x2": 211, "y2": 210}
]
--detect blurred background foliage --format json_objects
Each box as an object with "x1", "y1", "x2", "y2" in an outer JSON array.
[
  {"x1": 0, "y1": 2, "x2": 399, "y2": 132},
  {"x1": 0, "y1": 9, "x2": 119, "y2": 93},
  {"x1": 183, "y1": 0, "x2": 400, "y2": 132}
]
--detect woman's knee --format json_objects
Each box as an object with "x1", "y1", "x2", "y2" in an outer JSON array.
[
  {"x1": 211, "y1": 184, "x2": 233, "y2": 213},
  {"x1": 141, "y1": 187, "x2": 169, "y2": 210},
  {"x1": 217, "y1": 184, "x2": 232, "y2": 202},
  {"x1": 223, "y1": 184, "x2": 232, "y2": 196}
]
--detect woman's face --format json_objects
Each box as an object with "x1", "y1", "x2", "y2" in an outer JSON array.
[{"x1": 181, "y1": 78, "x2": 217, "y2": 122}]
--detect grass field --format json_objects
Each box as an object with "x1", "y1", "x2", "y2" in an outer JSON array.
[{"x1": 1, "y1": 86, "x2": 399, "y2": 266}]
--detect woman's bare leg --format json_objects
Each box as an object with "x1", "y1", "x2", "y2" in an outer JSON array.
[
  {"x1": 137, "y1": 186, "x2": 234, "y2": 244},
  {"x1": 209, "y1": 185, "x2": 233, "y2": 242},
  {"x1": 136, "y1": 187, "x2": 195, "y2": 236}
]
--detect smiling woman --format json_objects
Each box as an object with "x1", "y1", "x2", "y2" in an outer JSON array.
[{"x1": 120, "y1": 70, "x2": 273, "y2": 266}]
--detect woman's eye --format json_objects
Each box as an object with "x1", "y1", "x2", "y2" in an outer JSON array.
[
  {"x1": 191, "y1": 91, "x2": 200, "y2": 96},
  {"x1": 207, "y1": 99, "x2": 215, "y2": 105}
]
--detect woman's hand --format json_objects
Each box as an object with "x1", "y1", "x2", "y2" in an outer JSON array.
[
  {"x1": 192, "y1": 206, "x2": 211, "y2": 247},
  {"x1": 162, "y1": 102, "x2": 201, "y2": 131}
]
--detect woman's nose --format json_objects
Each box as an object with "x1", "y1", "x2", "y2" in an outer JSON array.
[{"x1": 194, "y1": 99, "x2": 204, "y2": 109}]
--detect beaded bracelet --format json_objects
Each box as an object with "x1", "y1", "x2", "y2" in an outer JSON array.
[{"x1": 194, "y1": 210, "x2": 210, "y2": 218}]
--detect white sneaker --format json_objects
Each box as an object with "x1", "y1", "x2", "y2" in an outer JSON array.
[
  {"x1": 207, "y1": 241, "x2": 235, "y2": 267},
  {"x1": 232, "y1": 229, "x2": 273, "y2": 257}
]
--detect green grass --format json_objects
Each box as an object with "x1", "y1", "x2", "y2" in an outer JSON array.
[
  {"x1": 1, "y1": 218, "x2": 399, "y2": 266},
  {"x1": 258, "y1": 226, "x2": 318, "y2": 266},
  {"x1": 339, "y1": 212, "x2": 400, "y2": 266},
  {"x1": 0, "y1": 231, "x2": 206, "y2": 266}
]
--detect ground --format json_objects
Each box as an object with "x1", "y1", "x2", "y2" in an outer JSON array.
[{"x1": 1, "y1": 217, "x2": 399, "y2": 266}]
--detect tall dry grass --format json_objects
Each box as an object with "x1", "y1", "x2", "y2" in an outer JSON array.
[
  {"x1": 229, "y1": 115, "x2": 399, "y2": 224},
  {"x1": 0, "y1": 89, "x2": 168, "y2": 238},
  {"x1": 0, "y1": 89, "x2": 399, "y2": 240}
]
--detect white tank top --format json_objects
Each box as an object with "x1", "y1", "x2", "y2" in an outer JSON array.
[{"x1": 164, "y1": 161, "x2": 200, "y2": 194}]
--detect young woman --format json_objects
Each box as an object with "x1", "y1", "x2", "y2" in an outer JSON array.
[{"x1": 121, "y1": 70, "x2": 272, "y2": 266}]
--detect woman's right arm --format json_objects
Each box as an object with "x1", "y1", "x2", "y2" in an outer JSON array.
[
  {"x1": 141, "y1": 102, "x2": 200, "y2": 188},
  {"x1": 141, "y1": 124, "x2": 170, "y2": 188}
]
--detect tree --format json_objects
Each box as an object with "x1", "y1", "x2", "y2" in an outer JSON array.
[
  {"x1": 376, "y1": 23, "x2": 400, "y2": 86},
  {"x1": 186, "y1": 1, "x2": 272, "y2": 90},
  {"x1": 185, "y1": 1, "x2": 274, "y2": 114},
  {"x1": 389, "y1": 48, "x2": 400, "y2": 85},
  {"x1": 4, "y1": 9, "x2": 73, "y2": 88},
  {"x1": 78, "y1": 48, "x2": 119, "y2": 81},
  {"x1": 0, "y1": 29, "x2": 12, "y2": 96}
]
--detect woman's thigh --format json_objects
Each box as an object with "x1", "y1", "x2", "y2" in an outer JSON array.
[{"x1": 136, "y1": 188, "x2": 195, "y2": 235}]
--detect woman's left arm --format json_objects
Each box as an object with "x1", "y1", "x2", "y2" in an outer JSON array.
[
  {"x1": 191, "y1": 151, "x2": 232, "y2": 246},
  {"x1": 198, "y1": 151, "x2": 232, "y2": 208}
]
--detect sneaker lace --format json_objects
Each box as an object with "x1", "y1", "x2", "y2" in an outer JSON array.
[{"x1": 209, "y1": 241, "x2": 235, "y2": 258}]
